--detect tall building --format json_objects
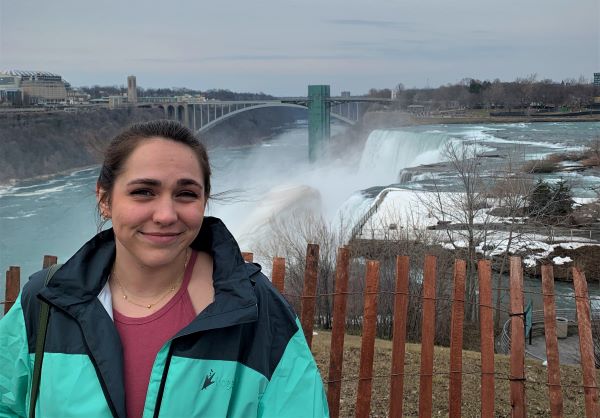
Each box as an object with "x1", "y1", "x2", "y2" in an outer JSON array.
[
  {"x1": 1, "y1": 70, "x2": 67, "y2": 105},
  {"x1": 127, "y1": 75, "x2": 138, "y2": 104},
  {"x1": 594, "y1": 73, "x2": 600, "y2": 87}
]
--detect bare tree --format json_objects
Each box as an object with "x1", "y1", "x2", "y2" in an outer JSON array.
[
  {"x1": 416, "y1": 142, "x2": 538, "y2": 324},
  {"x1": 418, "y1": 143, "x2": 491, "y2": 320}
]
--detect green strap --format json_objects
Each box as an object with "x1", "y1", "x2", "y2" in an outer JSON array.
[{"x1": 29, "y1": 263, "x2": 62, "y2": 418}]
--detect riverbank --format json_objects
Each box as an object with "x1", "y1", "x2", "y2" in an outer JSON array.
[
  {"x1": 362, "y1": 109, "x2": 600, "y2": 129},
  {"x1": 0, "y1": 107, "x2": 164, "y2": 184}
]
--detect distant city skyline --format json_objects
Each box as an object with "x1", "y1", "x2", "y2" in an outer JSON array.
[{"x1": 0, "y1": 0, "x2": 598, "y2": 96}]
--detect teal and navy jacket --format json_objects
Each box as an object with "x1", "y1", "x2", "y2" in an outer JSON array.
[{"x1": 0, "y1": 217, "x2": 329, "y2": 418}]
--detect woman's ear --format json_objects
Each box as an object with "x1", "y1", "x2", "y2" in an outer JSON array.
[{"x1": 96, "y1": 184, "x2": 111, "y2": 219}]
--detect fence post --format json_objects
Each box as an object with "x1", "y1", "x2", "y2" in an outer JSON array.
[
  {"x1": 327, "y1": 247, "x2": 350, "y2": 418},
  {"x1": 355, "y1": 260, "x2": 379, "y2": 418},
  {"x1": 4, "y1": 266, "x2": 21, "y2": 315},
  {"x1": 271, "y1": 257, "x2": 285, "y2": 294},
  {"x1": 541, "y1": 265, "x2": 564, "y2": 418},
  {"x1": 300, "y1": 244, "x2": 319, "y2": 349},
  {"x1": 449, "y1": 259, "x2": 466, "y2": 418},
  {"x1": 478, "y1": 260, "x2": 495, "y2": 418},
  {"x1": 509, "y1": 256, "x2": 527, "y2": 418},
  {"x1": 389, "y1": 256, "x2": 409, "y2": 418},
  {"x1": 241, "y1": 252, "x2": 253, "y2": 263},
  {"x1": 418, "y1": 255, "x2": 437, "y2": 418},
  {"x1": 572, "y1": 267, "x2": 599, "y2": 418},
  {"x1": 43, "y1": 255, "x2": 58, "y2": 268}
]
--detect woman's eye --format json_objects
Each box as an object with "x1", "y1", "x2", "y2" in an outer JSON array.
[
  {"x1": 177, "y1": 190, "x2": 199, "y2": 199},
  {"x1": 130, "y1": 189, "x2": 154, "y2": 197}
]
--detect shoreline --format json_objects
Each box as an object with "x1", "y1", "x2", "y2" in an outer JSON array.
[
  {"x1": 411, "y1": 114, "x2": 600, "y2": 125},
  {"x1": 0, "y1": 164, "x2": 100, "y2": 189},
  {"x1": 361, "y1": 110, "x2": 600, "y2": 129}
]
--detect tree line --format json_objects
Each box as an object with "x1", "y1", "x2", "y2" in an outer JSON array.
[
  {"x1": 368, "y1": 75, "x2": 600, "y2": 111},
  {"x1": 77, "y1": 86, "x2": 274, "y2": 101}
]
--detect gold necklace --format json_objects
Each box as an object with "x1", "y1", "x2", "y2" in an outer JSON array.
[{"x1": 112, "y1": 250, "x2": 190, "y2": 310}]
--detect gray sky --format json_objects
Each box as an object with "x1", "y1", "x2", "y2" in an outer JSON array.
[{"x1": 0, "y1": 0, "x2": 598, "y2": 96}]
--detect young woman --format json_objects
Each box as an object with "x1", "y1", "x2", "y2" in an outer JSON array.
[{"x1": 0, "y1": 120, "x2": 329, "y2": 418}]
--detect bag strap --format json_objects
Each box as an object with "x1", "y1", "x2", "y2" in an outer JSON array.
[{"x1": 29, "y1": 263, "x2": 62, "y2": 418}]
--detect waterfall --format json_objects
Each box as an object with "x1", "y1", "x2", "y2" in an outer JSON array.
[{"x1": 358, "y1": 130, "x2": 448, "y2": 184}]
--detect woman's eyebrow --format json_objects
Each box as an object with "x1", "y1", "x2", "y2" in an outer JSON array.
[
  {"x1": 126, "y1": 178, "x2": 203, "y2": 188},
  {"x1": 177, "y1": 179, "x2": 203, "y2": 189},
  {"x1": 127, "y1": 178, "x2": 161, "y2": 186}
]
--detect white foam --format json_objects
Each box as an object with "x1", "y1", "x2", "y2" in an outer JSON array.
[{"x1": 10, "y1": 184, "x2": 73, "y2": 197}]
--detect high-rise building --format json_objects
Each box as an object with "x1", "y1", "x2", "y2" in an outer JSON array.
[
  {"x1": 594, "y1": 73, "x2": 600, "y2": 87},
  {"x1": 1, "y1": 70, "x2": 67, "y2": 105},
  {"x1": 127, "y1": 75, "x2": 138, "y2": 104}
]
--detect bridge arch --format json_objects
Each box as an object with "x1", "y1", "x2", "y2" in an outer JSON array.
[{"x1": 195, "y1": 103, "x2": 354, "y2": 134}]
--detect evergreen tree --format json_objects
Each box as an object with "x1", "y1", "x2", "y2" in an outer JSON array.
[{"x1": 527, "y1": 178, "x2": 574, "y2": 222}]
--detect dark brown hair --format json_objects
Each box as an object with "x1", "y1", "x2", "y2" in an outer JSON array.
[{"x1": 97, "y1": 120, "x2": 211, "y2": 210}]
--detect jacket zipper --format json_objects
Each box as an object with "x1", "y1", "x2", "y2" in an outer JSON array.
[{"x1": 153, "y1": 342, "x2": 175, "y2": 418}]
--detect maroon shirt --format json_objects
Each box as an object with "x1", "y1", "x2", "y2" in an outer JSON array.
[{"x1": 114, "y1": 251, "x2": 198, "y2": 418}]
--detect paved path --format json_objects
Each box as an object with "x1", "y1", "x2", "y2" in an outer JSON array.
[{"x1": 526, "y1": 332, "x2": 581, "y2": 365}]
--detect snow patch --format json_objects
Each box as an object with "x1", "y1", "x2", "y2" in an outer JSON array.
[{"x1": 552, "y1": 256, "x2": 572, "y2": 265}]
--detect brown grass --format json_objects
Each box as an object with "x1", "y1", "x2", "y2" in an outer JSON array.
[
  {"x1": 522, "y1": 158, "x2": 559, "y2": 173},
  {"x1": 311, "y1": 331, "x2": 595, "y2": 417}
]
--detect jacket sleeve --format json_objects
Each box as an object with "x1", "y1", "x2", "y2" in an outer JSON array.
[
  {"x1": 257, "y1": 319, "x2": 329, "y2": 418},
  {"x1": 0, "y1": 294, "x2": 31, "y2": 418}
]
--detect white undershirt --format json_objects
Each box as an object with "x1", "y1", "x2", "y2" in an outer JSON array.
[{"x1": 97, "y1": 280, "x2": 114, "y2": 320}]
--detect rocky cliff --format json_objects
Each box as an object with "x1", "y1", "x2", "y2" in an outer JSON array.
[{"x1": 0, "y1": 106, "x2": 304, "y2": 184}]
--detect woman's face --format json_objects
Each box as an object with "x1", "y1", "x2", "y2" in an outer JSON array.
[{"x1": 98, "y1": 137, "x2": 206, "y2": 269}]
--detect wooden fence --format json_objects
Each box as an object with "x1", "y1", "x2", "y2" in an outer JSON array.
[{"x1": 3, "y1": 250, "x2": 600, "y2": 417}]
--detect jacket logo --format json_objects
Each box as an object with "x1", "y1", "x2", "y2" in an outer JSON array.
[{"x1": 202, "y1": 369, "x2": 216, "y2": 390}]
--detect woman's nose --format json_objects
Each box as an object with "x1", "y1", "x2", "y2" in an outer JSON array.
[{"x1": 153, "y1": 197, "x2": 178, "y2": 225}]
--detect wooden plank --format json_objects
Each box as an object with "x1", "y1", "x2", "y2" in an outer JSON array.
[
  {"x1": 241, "y1": 252, "x2": 253, "y2": 262},
  {"x1": 478, "y1": 260, "x2": 495, "y2": 418},
  {"x1": 389, "y1": 255, "x2": 409, "y2": 418},
  {"x1": 271, "y1": 257, "x2": 285, "y2": 294},
  {"x1": 449, "y1": 259, "x2": 466, "y2": 418},
  {"x1": 572, "y1": 267, "x2": 599, "y2": 418},
  {"x1": 418, "y1": 255, "x2": 437, "y2": 418},
  {"x1": 355, "y1": 260, "x2": 379, "y2": 418},
  {"x1": 509, "y1": 256, "x2": 527, "y2": 418},
  {"x1": 541, "y1": 265, "x2": 564, "y2": 418},
  {"x1": 4, "y1": 267, "x2": 20, "y2": 314},
  {"x1": 300, "y1": 243, "x2": 319, "y2": 349},
  {"x1": 43, "y1": 255, "x2": 58, "y2": 268},
  {"x1": 327, "y1": 247, "x2": 350, "y2": 418}
]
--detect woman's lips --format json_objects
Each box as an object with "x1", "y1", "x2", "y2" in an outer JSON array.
[{"x1": 140, "y1": 232, "x2": 181, "y2": 244}]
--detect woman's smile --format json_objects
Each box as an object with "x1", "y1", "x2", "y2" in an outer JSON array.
[{"x1": 139, "y1": 231, "x2": 184, "y2": 245}]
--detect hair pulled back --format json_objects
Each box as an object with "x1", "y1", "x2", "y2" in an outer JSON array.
[{"x1": 97, "y1": 120, "x2": 211, "y2": 210}]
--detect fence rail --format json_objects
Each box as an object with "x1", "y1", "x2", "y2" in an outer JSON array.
[{"x1": 3, "y1": 251, "x2": 600, "y2": 417}]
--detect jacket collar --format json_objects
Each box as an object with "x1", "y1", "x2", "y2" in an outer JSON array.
[{"x1": 39, "y1": 216, "x2": 259, "y2": 318}]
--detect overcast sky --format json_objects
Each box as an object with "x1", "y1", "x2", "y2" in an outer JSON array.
[{"x1": 0, "y1": 0, "x2": 598, "y2": 96}]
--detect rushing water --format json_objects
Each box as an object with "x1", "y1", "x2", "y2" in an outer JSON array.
[{"x1": 1, "y1": 121, "x2": 599, "y2": 307}]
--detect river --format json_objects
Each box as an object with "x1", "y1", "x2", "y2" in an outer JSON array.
[{"x1": 1, "y1": 120, "x2": 599, "y2": 311}]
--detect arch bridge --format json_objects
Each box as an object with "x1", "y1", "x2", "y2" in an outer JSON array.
[{"x1": 137, "y1": 85, "x2": 391, "y2": 162}]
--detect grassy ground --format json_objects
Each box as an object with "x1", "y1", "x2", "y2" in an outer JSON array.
[{"x1": 311, "y1": 331, "x2": 596, "y2": 417}]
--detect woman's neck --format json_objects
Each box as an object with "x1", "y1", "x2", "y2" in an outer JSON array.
[{"x1": 111, "y1": 249, "x2": 189, "y2": 298}]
